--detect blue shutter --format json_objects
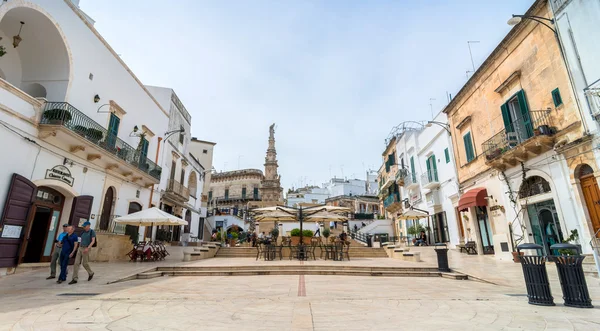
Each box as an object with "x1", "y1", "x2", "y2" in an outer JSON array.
[{"x1": 107, "y1": 114, "x2": 120, "y2": 148}]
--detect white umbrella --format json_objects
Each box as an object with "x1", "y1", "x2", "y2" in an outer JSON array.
[
  {"x1": 305, "y1": 211, "x2": 348, "y2": 222},
  {"x1": 304, "y1": 205, "x2": 351, "y2": 214},
  {"x1": 397, "y1": 209, "x2": 429, "y2": 220},
  {"x1": 251, "y1": 206, "x2": 295, "y2": 214},
  {"x1": 254, "y1": 210, "x2": 297, "y2": 222},
  {"x1": 113, "y1": 207, "x2": 188, "y2": 226}
]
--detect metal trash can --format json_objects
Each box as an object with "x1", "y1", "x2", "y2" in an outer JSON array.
[
  {"x1": 434, "y1": 243, "x2": 450, "y2": 272},
  {"x1": 517, "y1": 243, "x2": 554, "y2": 306},
  {"x1": 367, "y1": 234, "x2": 373, "y2": 248},
  {"x1": 550, "y1": 243, "x2": 593, "y2": 308}
]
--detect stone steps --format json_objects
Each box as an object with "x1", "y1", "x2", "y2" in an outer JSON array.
[
  {"x1": 215, "y1": 247, "x2": 388, "y2": 258},
  {"x1": 131, "y1": 265, "x2": 467, "y2": 281}
]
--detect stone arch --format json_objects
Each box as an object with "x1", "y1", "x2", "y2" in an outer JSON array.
[
  {"x1": 518, "y1": 176, "x2": 552, "y2": 199},
  {"x1": 32, "y1": 179, "x2": 78, "y2": 198},
  {"x1": 188, "y1": 171, "x2": 198, "y2": 197},
  {"x1": 0, "y1": 4, "x2": 72, "y2": 101},
  {"x1": 576, "y1": 163, "x2": 594, "y2": 179}
]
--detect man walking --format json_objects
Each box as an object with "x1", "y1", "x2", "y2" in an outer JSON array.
[
  {"x1": 47, "y1": 224, "x2": 68, "y2": 280},
  {"x1": 58, "y1": 225, "x2": 78, "y2": 284},
  {"x1": 70, "y1": 221, "x2": 96, "y2": 284},
  {"x1": 314, "y1": 221, "x2": 321, "y2": 237}
]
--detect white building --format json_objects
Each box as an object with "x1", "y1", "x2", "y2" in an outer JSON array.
[
  {"x1": 145, "y1": 86, "x2": 204, "y2": 243},
  {"x1": 0, "y1": 0, "x2": 198, "y2": 274},
  {"x1": 380, "y1": 115, "x2": 461, "y2": 248},
  {"x1": 189, "y1": 138, "x2": 216, "y2": 241},
  {"x1": 286, "y1": 176, "x2": 376, "y2": 207}
]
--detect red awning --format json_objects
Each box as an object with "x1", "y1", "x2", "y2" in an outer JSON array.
[{"x1": 458, "y1": 188, "x2": 488, "y2": 211}]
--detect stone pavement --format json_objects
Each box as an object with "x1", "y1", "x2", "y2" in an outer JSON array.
[{"x1": 0, "y1": 247, "x2": 598, "y2": 330}]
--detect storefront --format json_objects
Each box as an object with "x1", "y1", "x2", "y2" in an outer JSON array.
[{"x1": 458, "y1": 187, "x2": 494, "y2": 255}]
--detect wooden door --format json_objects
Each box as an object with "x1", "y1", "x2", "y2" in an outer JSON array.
[
  {"x1": 581, "y1": 175, "x2": 600, "y2": 237},
  {"x1": 68, "y1": 196, "x2": 94, "y2": 264},
  {"x1": 0, "y1": 174, "x2": 37, "y2": 268}
]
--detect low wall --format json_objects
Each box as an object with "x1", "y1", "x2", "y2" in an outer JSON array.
[{"x1": 89, "y1": 233, "x2": 133, "y2": 262}]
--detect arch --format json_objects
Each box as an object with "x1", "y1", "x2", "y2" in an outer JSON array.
[
  {"x1": 184, "y1": 209, "x2": 191, "y2": 233},
  {"x1": 577, "y1": 164, "x2": 594, "y2": 179},
  {"x1": 188, "y1": 171, "x2": 198, "y2": 197},
  {"x1": 0, "y1": 4, "x2": 72, "y2": 101},
  {"x1": 518, "y1": 176, "x2": 551, "y2": 199},
  {"x1": 21, "y1": 83, "x2": 46, "y2": 98},
  {"x1": 98, "y1": 186, "x2": 115, "y2": 230},
  {"x1": 128, "y1": 202, "x2": 142, "y2": 214},
  {"x1": 32, "y1": 179, "x2": 78, "y2": 197}
]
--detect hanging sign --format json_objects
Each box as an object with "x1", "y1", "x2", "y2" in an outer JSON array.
[{"x1": 45, "y1": 165, "x2": 74, "y2": 186}]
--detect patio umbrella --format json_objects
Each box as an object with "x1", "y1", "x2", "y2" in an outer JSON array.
[
  {"x1": 113, "y1": 207, "x2": 188, "y2": 226},
  {"x1": 304, "y1": 205, "x2": 351, "y2": 214},
  {"x1": 305, "y1": 211, "x2": 348, "y2": 222},
  {"x1": 397, "y1": 209, "x2": 429, "y2": 220},
  {"x1": 251, "y1": 206, "x2": 295, "y2": 214},
  {"x1": 254, "y1": 210, "x2": 298, "y2": 222}
]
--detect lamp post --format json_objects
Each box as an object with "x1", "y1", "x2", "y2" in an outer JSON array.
[
  {"x1": 425, "y1": 121, "x2": 451, "y2": 135},
  {"x1": 507, "y1": 14, "x2": 555, "y2": 33}
]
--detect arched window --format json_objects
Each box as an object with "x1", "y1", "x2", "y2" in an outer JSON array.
[
  {"x1": 518, "y1": 176, "x2": 551, "y2": 199},
  {"x1": 99, "y1": 186, "x2": 115, "y2": 230},
  {"x1": 578, "y1": 164, "x2": 594, "y2": 179},
  {"x1": 188, "y1": 171, "x2": 198, "y2": 197}
]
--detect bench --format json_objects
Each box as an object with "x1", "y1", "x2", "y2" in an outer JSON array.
[
  {"x1": 460, "y1": 241, "x2": 477, "y2": 255},
  {"x1": 402, "y1": 252, "x2": 421, "y2": 262},
  {"x1": 183, "y1": 251, "x2": 202, "y2": 262}
]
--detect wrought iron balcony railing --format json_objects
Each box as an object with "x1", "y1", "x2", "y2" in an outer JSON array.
[
  {"x1": 384, "y1": 193, "x2": 400, "y2": 208},
  {"x1": 403, "y1": 171, "x2": 418, "y2": 188},
  {"x1": 482, "y1": 110, "x2": 553, "y2": 161},
  {"x1": 40, "y1": 102, "x2": 162, "y2": 180},
  {"x1": 420, "y1": 169, "x2": 439, "y2": 187},
  {"x1": 166, "y1": 179, "x2": 190, "y2": 201}
]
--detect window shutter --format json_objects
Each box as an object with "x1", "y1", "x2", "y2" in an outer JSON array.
[
  {"x1": 410, "y1": 156, "x2": 416, "y2": 181},
  {"x1": 501, "y1": 103, "x2": 513, "y2": 133},
  {"x1": 444, "y1": 148, "x2": 450, "y2": 163},
  {"x1": 426, "y1": 156, "x2": 431, "y2": 181},
  {"x1": 517, "y1": 90, "x2": 533, "y2": 138},
  {"x1": 464, "y1": 132, "x2": 474, "y2": 162},
  {"x1": 431, "y1": 154, "x2": 438, "y2": 181}
]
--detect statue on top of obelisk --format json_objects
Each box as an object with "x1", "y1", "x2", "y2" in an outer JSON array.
[{"x1": 260, "y1": 123, "x2": 283, "y2": 203}]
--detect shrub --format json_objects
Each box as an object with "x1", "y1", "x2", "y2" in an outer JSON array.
[
  {"x1": 231, "y1": 232, "x2": 239, "y2": 240},
  {"x1": 270, "y1": 227, "x2": 279, "y2": 239},
  {"x1": 43, "y1": 108, "x2": 72, "y2": 122},
  {"x1": 290, "y1": 228, "x2": 301, "y2": 237},
  {"x1": 322, "y1": 228, "x2": 330, "y2": 238},
  {"x1": 73, "y1": 125, "x2": 87, "y2": 135},
  {"x1": 302, "y1": 229, "x2": 314, "y2": 237},
  {"x1": 86, "y1": 128, "x2": 103, "y2": 142},
  {"x1": 407, "y1": 224, "x2": 426, "y2": 236},
  {"x1": 216, "y1": 232, "x2": 222, "y2": 241}
]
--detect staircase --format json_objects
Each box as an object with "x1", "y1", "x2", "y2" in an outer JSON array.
[
  {"x1": 583, "y1": 254, "x2": 599, "y2": 278},
  {"x1": 215, "y1": 246, "x2": 387, "y2": 258}
]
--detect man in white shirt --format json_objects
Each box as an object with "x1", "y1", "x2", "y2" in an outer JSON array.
[{"x1": 314, "y1": 221, "x2": 321, "y2": 237}]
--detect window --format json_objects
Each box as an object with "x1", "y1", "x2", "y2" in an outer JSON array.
[
  {"x1": 463, "y1": 132, "x2": 475, "y2": 163},
  {"x1": 170, "y1": 160, "x2": 176, "y2": 180},
  {"x1": 208, "y1": 191, "x2": 212, "y2": 201},
  {"x1": 444, "y1": 148, "x2": 450, "y2": 163},
  {"x1": 242, "y1": 187, "x2": 246, "y2": 199},
  {"x1": 224, "y1": 189, "x2": 229, "y2": 199},
  {"x1": 107, "y1": 113, "x2": 120, "y2": 148},
  {"x1": 139, "y1": 137, "x2": 149, "y2": 159},
  {"x1": 253, "y1": 187, "x2": 259, "y2": 199},
  {"x1": 426, "y1": 154, "x2": 438, "y2": 181},
  {"x1": 203, "y1": 149, "x2": 208, "y2": 154},
  {"x1": 179, "y1": 125, "x2": 184, "y2": 144},
  {"x1": 552, "y1": 88, "x2": 563, "y2": 107},
  {"x1": 501, "y1": 89, "x2": 533, "y2": 142}
]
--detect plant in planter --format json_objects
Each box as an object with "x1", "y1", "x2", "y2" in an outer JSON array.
[
  {"x1": 290, "y1": 228, "x2": 301, "y2": 245},
  {"x1": 322, "y1": 228, "x2": 330, "y2": 239},
  {"x1": 558, "y1": 229, "x2": 580, "y2": 256},
  {"x1": 229, "y1": 231, "x2": 239, "y2": 247},
  {"x1": 73, "y1": 125, "x2": 88, "y2": 136},
  {"x1": 0, "y1": 45, "x2": 6, "y2": 57},
  {"x1": 270, "y1": 227, "x2": 279, "y2": 241},
  {"x1": 302, "y1": 229, "x2": 314, "y2": 244},
  {"x1": 85, "y1": 128, "x2": 104, "y2": 143},
  {"x1": 43, "y1": 108, "x2": 72, "y2": 124}
]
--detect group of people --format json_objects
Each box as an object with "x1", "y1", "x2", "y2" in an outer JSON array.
[{"x1": 48, "y1": 221, "x2": 96, "y2": 284}]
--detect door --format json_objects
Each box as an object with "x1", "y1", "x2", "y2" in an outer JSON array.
[
  {"x1": 126, "y1": 202, "x2": 142, "y2": 243},
  {"x1": 68, "y1": 196, "x2": 94, "y2": 264},
  {"x1": 476, "y1": 206, "x2": 494, "y2": 254},
  {"x1": 23, "y1": 206, "x2": 52, "y2": 263},
  {"x1": 99, "y1": 187, "x2": 114, "y2": 231},
  {"x1": 107, "y1": 113, "x2": 120, "y2": 149},
  {"x1": 184, "y1": 210, "x2": 191, "y2": 234},
  {"x1": 0, "y1": 174, "x2": 37, "y2": 268},
  {"x1": 581, "y1": 175, "x2": 600, "y2": 237}
]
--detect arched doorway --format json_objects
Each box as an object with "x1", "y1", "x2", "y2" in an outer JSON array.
[
  {"x1": 125, "y1": 202, "x2": 142, "y2": 243},
  {"x1": 0, "y1": 6, "x2": 71, "y2": 101},
  {"x1": 98, "y1": 187, "x2": 115, "y2": 231},
  {"x1": 184, "y1": 210, "x2": 191, "y2": 234},
  {"x1": 22, "y1": 187, "x2": 65, "y2": 263},
  {"x1": 579, "y1": 164, "x2": 600, "y2": 238},
  {"x1": 519, "y1": 176, "x2": 563, "y2": 255}
]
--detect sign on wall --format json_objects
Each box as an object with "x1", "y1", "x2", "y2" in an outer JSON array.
[
  {"x1": 1, "y1": 224, "x2": 22, "y2": 238},
  {"x1": 45, "y1": 165, "x2": 74, "y2": 186}
]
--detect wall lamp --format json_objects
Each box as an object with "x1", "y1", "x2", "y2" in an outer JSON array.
[
  {"x1": 93, "y1": 94, "x2": 101, "y2": 103},
  {"x1": 425, "y1": 121, "x2": 451, "y2": 134},
  {"x1": 507, "y1": 14, "x2": 556, "y2": 34},
  {"x1": 164, "y1": 128, "x2": 185, "y2": 140}
]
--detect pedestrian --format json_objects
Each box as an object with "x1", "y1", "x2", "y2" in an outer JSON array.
[
  {"x1": 58, "y1": 225, "x2": 78, "y2": 284},
  {"x1": 314, "y1": 221, "x2": 321, "y2": 237},
  {"x1": 47, "y1": 224, "x2": 68, "y2": 280},
  {"x1": 70, "y1": 221, "x2": 96, "y2": 284},
  {"x1": 334, "y1": 221, "x2": 338, "y2": 229},
  {"x1": 329, "y1": 221, "x2": 334, "y2": 230},
  {"x1": 353, "y1": 224, "x2": 358, "y2": 233}
]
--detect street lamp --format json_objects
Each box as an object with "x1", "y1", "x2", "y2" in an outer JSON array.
[
  {"x1": 425, "y1": 121, "x2": 451, "y2": 134},
  {"x1": 507, "y1": 14, "x2": 556, "y2": 34}
]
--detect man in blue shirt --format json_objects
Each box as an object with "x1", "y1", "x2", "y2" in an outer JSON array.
[
  {"x1": 47, "y1": 224, "x2": 68, "y2": 280},
  {"x1": 58, "y1": 225, "x2": 78, "y2": 284}
]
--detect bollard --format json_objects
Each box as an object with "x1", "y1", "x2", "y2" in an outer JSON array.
[
  {"x1": 434, "y1": 243, "x2": 450, "y2": 272},
  {"x1": 550, "y1": 243, "x2": 593, "y2": 308},
  {"x1": 517, "y1": 243, "x2": 554, "y2": 306}
]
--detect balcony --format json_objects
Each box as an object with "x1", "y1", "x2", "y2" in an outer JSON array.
[
  {"x1": 352, "y1": 213, "x2": 375, "y2": 220},
  {"x1": 38, "y1": 102, "x2": 162, "y2": 185},
  {"x1": 165, "y1": 179, "x2": 190, "y2": 203},
  {"x1": 403, "y1": 172, "x2": 419, "y2": 190},
  {"x1": 210, "y1": 195, "x2": 261, "y2": 203},
  {"x1": 384, "y1": 192, "x2": 402, "y2": 213},
  {"x1": 420, "y1": 169, "x2": 440, "y2": 190},
  {"x1": 482, "y1": 110, "x2": 555, "y2": 171},
  {"x1": 426, "y1": 190, "x2": 441, "y2": 207},
  {"x1": 395, "y1": 167, "x2": 409, "y2": 185},
  {"x1": 585, "y1": 79, "x2": 600, "y2": 121}
]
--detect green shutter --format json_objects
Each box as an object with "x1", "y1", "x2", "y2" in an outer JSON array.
[
  {"x1": 140, "y1": 138, "x2": 149, "y2": 159},
  {"x1": 410, "y1": 156, "x2": 416, "y2": 181},
  {"x1": 444, "y1": 148, "x2": 450, "y2": 163},
  {"x1": 516, "y1": 90, "x2": 534, "y2": 138},
  {"x1": 464, "y1": 132, "x2": 474, "y2": 162},
  {"x1": 501, "y1": 103, "x2": 513, "y2": 133},
  {"x1": 552, "y1": 88, "x2": 563, "y2": 107},
  {"x1": 431, "y1": 154, "x2": 438, "y2": 181},
  {"x1": 107, "y1": 114, "x2": 120, "y2": 148},
  {"x1": 426, "y1": 156, "x2": 431, "y2": 181}
]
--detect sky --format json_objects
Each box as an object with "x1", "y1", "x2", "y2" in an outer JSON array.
[{"x1": 80, "y1": 0, "x2": 533, "y2": 191}]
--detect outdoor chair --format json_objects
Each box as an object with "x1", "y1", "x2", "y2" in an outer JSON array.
[
  {"x1": 343, "y1": 242, "x2": 351, "y2": 261},
  {"x1": 256, "y1": 243, "x2": 264, "y2": 261},
  {"x1": 309, "y1": 238, "x2": 319, "y2": 260},
  {"x1": 289, "y1": 244, "x2": 298, "y2": 260},
  {"x1": 461, "y1": 241, "x2": 477, "y2": 255}
]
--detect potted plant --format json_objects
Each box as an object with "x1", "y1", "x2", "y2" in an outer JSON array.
[
  {"x1": 0, "y1": 45, "x2": 6, "y2": 57},
  {"x1": 290, "y1": 228, "x2": 301, "y2": 245},
  {"x1": 74, "y1": 125, "x2": 87, "y2": 136},
  {"x1": 229, "y1": 231, "x2": 239, "y2": 247},
  {"x1": 85, "y1": 128, "x2": 104, "y2": 143},
  {"x1": 270, "y1": 227, "x2": 279, "y2": 242},
  {"x1": 323, "y1": 228, "x2": 331, "y2": 240},
  {"x1": 43, "y1": 108, "x2": 72, "y2": 124},
  {"x1": 302, "y1": 229, "x2": 314, "y2": 244},
  {"x1": 558, "y1": 229, "x2": 580, "y2": 256}
]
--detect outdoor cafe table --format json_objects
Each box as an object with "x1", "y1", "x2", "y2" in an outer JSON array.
[
  {"x1": 264, "y1": 244, "x2": 277, "y2": 261},
  {"x1": 323, "y1": 244, "x2": 344, "y2": 261}
]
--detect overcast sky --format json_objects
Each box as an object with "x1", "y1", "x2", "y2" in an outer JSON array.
[{"x1": 80, "y1": 0, "x2": 532, "y2": 191}]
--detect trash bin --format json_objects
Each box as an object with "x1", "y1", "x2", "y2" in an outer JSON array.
[
  {"x1": 435, "y1": 243, "x2": 450, "y2": 272},
  {"x1": 550, "y1": 243, "x2": 593, "y2": 308},
  {"x1": 367, "y1": 234, "x2": 373, "y2": 248},
  {"x1": 517, "y1": 243, "x2": 554, "y2": 306}
]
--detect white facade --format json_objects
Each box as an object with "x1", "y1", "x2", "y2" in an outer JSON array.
[
  {"x1": 286, "y1": 177, "x2": 375, "y2": 207},
  {"x1": 189, "y1": 138, "x2": 216, "y2": 240}
]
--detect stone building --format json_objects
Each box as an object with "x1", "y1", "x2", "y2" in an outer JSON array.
[
  {"x1": 444, "y1": 0, "x2": 597, "y2": 258},
  {"x1": 259, "y1": 123, "x2": 283, "y2": 204},
  {"x1": 208, "y1": 169, "x2": 263, "y2": 214},
  {"x1": 189, "y1": 138, "x2": 216, "y2": 240}
]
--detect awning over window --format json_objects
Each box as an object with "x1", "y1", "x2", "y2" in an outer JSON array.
[{"x1": 458, "y1": 188, "x2": 488, "y2": 211}]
